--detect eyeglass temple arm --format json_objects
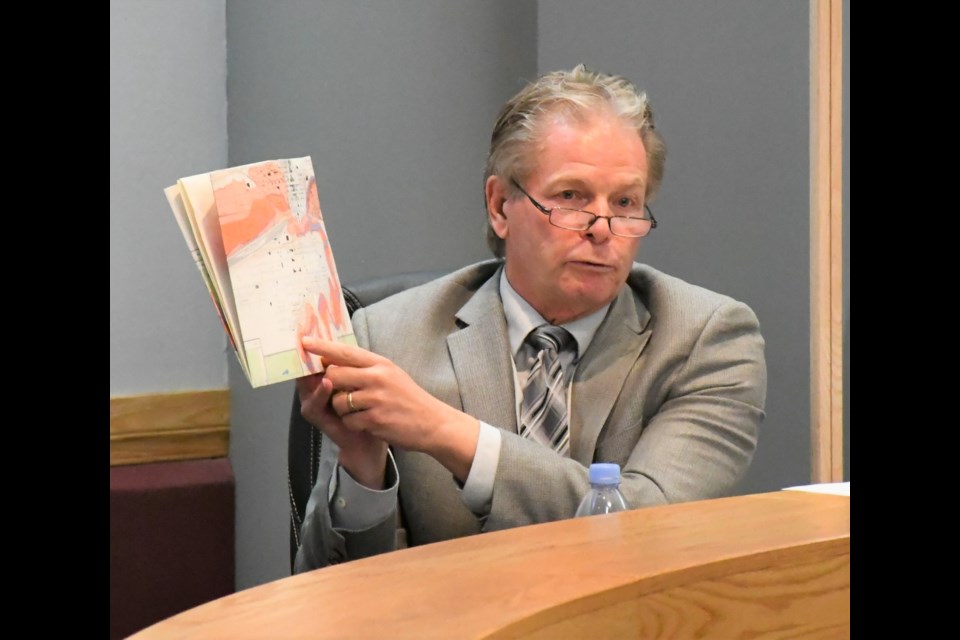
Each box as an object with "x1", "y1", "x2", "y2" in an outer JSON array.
[{"x1": 509, "y1": 178, "x2": 552, "y2": 215}]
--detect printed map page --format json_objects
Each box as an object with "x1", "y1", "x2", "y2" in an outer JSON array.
[
  {"x1": 210, "y1": 156, "x2": 356, "y2": 388},
  {"x1": 175, "y1": 171, "x2": 252, "y2": 379},
  {"x1": 164, "y1": 185, "x2": 237, "y2": 360}
]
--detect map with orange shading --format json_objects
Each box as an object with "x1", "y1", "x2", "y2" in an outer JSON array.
[{"x1": 201, "y1": 156, "x2": 355, "y2": 388}]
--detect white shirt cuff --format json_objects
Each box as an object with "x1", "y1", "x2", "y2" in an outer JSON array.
[
  {"x1": 460, "y1": 421, "x2": 502, "y2": 515},
  {"x1": 328, "y1": 449, "x2": 399, "y2": 531}
]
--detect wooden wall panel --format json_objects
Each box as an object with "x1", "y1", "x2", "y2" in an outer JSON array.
[{"x1": 110, "y1": 390, "x2": 230, "y2": 466}]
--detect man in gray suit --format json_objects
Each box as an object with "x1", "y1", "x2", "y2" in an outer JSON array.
[{"x1": 294, "y1": 65, "x2": 767, "y2": 571}]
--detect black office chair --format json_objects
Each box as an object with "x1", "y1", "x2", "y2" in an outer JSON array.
[{"x1": 286, "y1": 266, "x2": 463, "y2": 571}]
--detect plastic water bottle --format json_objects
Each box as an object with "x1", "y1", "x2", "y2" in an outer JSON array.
[{"x1": 575, "y1": 463, "x2": 629, "y2": 517}]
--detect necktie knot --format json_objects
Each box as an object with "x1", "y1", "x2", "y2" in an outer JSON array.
[{"x1": 526, "y1": 324, "x2": 575, "y2": 355}]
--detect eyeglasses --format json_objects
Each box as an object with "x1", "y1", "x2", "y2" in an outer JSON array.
[{"x1": 510, "y1": 179, "x2": 657, "y2": 238}]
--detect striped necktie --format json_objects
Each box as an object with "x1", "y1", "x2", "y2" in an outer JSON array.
[{"x1": 515, "y1": 324, "x2": 577, "y2": 456}]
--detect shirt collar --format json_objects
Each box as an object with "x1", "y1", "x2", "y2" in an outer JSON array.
[{"x1": 499, "y1": 270, "x2": 610, "y2": 360}]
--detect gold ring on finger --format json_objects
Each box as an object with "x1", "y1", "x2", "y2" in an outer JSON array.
[{"x1": 347, "y1": 391, "x2": 357, "y2": 413}]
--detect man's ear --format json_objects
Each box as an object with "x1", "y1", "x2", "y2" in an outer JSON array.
[{"x1": 486, "y1": 175, "x2": 509, "y2": 239}]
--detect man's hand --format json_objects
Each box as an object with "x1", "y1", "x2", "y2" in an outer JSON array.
[
  {"x1": 301, "y1": 336, "x2": 480, "y2": 482},
  {"x1": 296, "y1": 368, "x2": 388, "y2": 489}
]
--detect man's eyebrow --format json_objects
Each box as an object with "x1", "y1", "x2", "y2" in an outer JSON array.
[
  {"x1": 542, "y1": 176, "x2": 589, "y2": 189},
  {"x1": 543, "y1": 175, "x2": 647, "y2": 191}
]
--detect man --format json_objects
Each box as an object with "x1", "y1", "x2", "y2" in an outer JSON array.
[{"x1": 294, "y1": 65, "x2": 767, "y2": 571}]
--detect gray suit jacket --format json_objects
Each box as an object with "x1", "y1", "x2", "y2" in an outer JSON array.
[{"x1": 295, "y1": 260, "x2": 766, "y2": 571}]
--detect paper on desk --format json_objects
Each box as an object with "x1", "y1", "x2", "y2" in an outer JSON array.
[{"x1": 782, "y1": 481, "x2": 850, "y2": 496}]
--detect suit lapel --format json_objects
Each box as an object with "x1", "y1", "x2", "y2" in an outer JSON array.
[
  {"x1": 570, "y1": 285, "x2": 652, "y2": 465},
  {"x1": 447, "y1": 267, "x2": 519, "y2": 433}
]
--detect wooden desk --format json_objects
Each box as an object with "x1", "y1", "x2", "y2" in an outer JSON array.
[{"x1": 131, "y1": 491, "x2": 849, "y2": 639}]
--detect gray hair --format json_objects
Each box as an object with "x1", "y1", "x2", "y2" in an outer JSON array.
[{"x1": 484, "y1": 64, "x2": 666, "y2": 258}]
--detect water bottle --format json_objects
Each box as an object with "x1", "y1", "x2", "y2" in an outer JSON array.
[{"x1": 575, "y1": 463, "x2": 629, "y2": 517}]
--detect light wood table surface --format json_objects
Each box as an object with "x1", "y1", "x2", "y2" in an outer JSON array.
[{"x1": 131, "y1": 490, "x2": 850, "y2": 639}]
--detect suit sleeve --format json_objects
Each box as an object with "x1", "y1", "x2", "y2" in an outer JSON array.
[
  {"x1": 293, "y1": 308, "x2": 400, "y2": 572},
  {"x1": 482, "y1": 300, "x2": 767, "y2": 532}
]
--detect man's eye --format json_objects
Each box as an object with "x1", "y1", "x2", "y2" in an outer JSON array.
[
  {"x1": 560, "y1": 190, "x2": 577, "y2": 200},
  {"x1": 617, "y1": 196, "x2": 636, "y2": 208}
]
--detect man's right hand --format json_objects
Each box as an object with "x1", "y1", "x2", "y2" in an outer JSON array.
[{"x1": 297, "y1": 371, "x2": 388, "y2": 490}]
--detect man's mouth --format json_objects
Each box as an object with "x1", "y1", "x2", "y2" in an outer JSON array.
[{"x1": 568, "y1": 260, "x2": 613, "y2": 271}]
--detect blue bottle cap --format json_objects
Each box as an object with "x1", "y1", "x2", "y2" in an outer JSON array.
[{"x1": 589, "y1": 463, "x2": 621, "y2": 485}]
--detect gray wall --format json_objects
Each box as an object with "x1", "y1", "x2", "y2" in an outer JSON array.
[
  {"x1": 110, "y1": 0, "x2": 228, "y2": 395},
  {"x1": 539, "y1": 0, "x2": 811, "y2": 495},
  {"x1": 224, "y1": 0, "x2": 537, "y2": 589}
]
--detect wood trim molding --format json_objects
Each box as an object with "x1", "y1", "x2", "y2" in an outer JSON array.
[
  {"x1": 110, "y1": 389, "x2": 230, "y2": 466},
  {"x1": 810, "y1": 0, "x2": 845, "y2": 482}
]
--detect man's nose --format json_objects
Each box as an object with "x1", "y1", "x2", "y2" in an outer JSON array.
[{"x1": 583, "y1": 212, "x2": 613, "y2": 243}]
